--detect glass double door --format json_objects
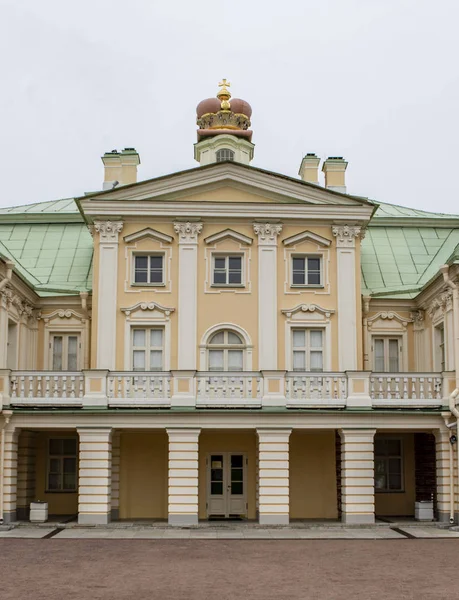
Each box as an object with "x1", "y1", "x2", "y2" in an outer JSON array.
[{"x1": 208, "y1": 453, "x2": 247, "y2": 519}]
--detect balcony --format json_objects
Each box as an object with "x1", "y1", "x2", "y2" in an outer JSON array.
[{"x1": 1, "y1": 369, "x2": 454, "y2": 411}]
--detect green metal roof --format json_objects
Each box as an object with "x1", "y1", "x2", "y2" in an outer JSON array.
[
  {"x1": 371, "y1": 201, "x2": 459, "y2": 221},
  {"x1": 0, "y1": 198, "x2": 80, "y2": 215}
]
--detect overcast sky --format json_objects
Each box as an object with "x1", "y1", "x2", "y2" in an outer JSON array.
[{"x1": 1, "y1": 0, "x2": 458, "y2": 213}]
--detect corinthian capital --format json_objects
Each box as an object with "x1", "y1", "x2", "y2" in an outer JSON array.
[
  {"x1": 173, "y1": 222, "x2": 203, "y2": 244},
  {"x1": 332, "y1": 225, "x2": 363, "y2": 248},
  {"x1": 93, "y1": 220, "x2": 124, "y2": 242},
  {"x1": 253, "y1": 223, "x2": 283, "y2": 246}
]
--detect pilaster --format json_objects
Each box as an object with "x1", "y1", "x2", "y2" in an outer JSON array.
[
  {"x1": 257, "y1": 428, "x2": 291, "y2": 525},
  {"x1": 77, "y1": 427, "x2": 112, "y2": 525},
  {"x1": 435, "y1": 428, "x2": 455, "y2": 523},
  {"x1": 174, "y1": 222, "x2": 203, "y2": 370},
  {"x1": 254, "y1": 223, "x2": 282, "y2": 370},
  {"x1": 16, "y1": 431, "x2": 37, "y2": 520},
  {"x1": 2, "y1": 427, "x2": 20, "y2": 523},
  {"x1": 111, "y1": 431, "x2": 120, "y2": 520},
  {"x1": 167, "y1": 428, "x2": 200, "y2": 526},
  {"x1": 339, "y1": 428, "x2": 376, "y2": 524},
  {"x1": 94, "y1": 220, "x2": 123, "y2": 369}
]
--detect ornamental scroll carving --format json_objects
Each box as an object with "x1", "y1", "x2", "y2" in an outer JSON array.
[
  {"x1": 332, "y1": 225, "x2": 364, "y2": 248},
  {"x1": 93, "y1": 220, "x2": 124, "y2": 241},
  {"x1": 173, "y1": 222, "x2": 203, "y2": 244},
  {"x1": 281, "y1": 303, "x2": 335, "y2": 319},
  {"x1": 253, "y1": 223, "x2": 283, "y2": 245},
  {"x1": 428, "y1": 289, "x2": 453, "y2": 318}
]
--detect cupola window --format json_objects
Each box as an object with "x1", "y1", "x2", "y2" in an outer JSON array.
[{"x1": 216, "y1": 149, "x2": 235, "y2": 162}]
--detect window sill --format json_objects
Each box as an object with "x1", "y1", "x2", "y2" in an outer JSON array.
[
  {"x1": 375, "y1": 489, "x2": 405, "y2": 494},
  {"x1": 290, "y1": 285, "x2": 324, "y2": 289},
  {"x1": 211, "y1": 284, "x2": 246, "y2": 289},
  {"x1": 131, "y1": 283, "x2": 166, "y2": 288},
  {"x1": 44, "y1": 490, "x2": 78, "y2": 494}
]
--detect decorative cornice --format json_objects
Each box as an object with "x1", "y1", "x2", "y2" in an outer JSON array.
[
  {"x1": 121, "y1": 301, "x2": 175, "y2": 318},
  {"x1": 367, "y1": 311, "x2": 414, "y2": 329},
  {"x1": 38, "y1": 309, "x2": 87, "y2": 323},
  {"x1": 282, "y1": 230, "x2": 331, "y2": 248},
  {"x1": 173, "y1": 222, "x2": 203, "y2": 244},
  {"x1": 332, "y1": 225, "x2": 363, "y2": 248},
  {"x1": 94, "y1": 220, "x2": 124, "y2": 242},
  {"x1": 281, "y1": 303, "x2": 335, "y2": 319},
  {"x1": 253, "y1": 223, "x2": 283, "y2": 246}
]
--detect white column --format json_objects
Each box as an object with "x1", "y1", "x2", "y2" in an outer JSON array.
[
  {"x1": 332, "y1": 225, "x2": 362, "y2": 371},
  {"x1": 253, "y1": 223, "x2": 282, "y2": 370},
  {"x1": 435, "y1": 428, "x2": 455, "y2": 523},
  {"x1": 2, "y1": 427, "x2": 19, "y2": 523},
  {"x1": 94, "y1": 221, "x2": 123, "y2": 369},
  {"x1": 77, "y1": 427, "x2": 112, "y2": 525},
  {"x1": 111, "y1": 431, "x2": 120, "y2": 520},
  {"x1": 174, "y1": 222, "x2": 203, "y2": 369},
  {"x1": 167, "y1": 427, "x2": 200, "y2": 526},
  {"x1": 17, "y1": 431, "x2": 36, "y2": 520},
  {"x1": 257, "y1": 428, "x2": 291, "y2": 525},
  {"x1": 339, "y1": 428, "x2": 376, "y2": 524}
]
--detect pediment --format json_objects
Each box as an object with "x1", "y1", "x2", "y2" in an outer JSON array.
[
  {"x1": 124, "y1": 227, "x2": 173, "y2": 244},
  {"x1": 282, "y1": 230, "x2": 331, "y2": 247},
  {"x1": 204, "y1": 228, "x2": 253, "y2": 245},
  {"x1": 79, "y1": 162, "x2": 375, "y2": 211}
]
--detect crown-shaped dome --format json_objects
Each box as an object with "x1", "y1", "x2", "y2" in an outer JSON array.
[{"x1": 196, "y1": 79, "x2": 253, "y2": 142}]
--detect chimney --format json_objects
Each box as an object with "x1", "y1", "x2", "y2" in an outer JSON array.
[
  {"x1": 322, "y1": 157, "x2": 348, "y2": 193},
  {"x1": 102, "y1": 148, "x2": 140, "y2": 190},
  {"x1": 298, "y1": 153, "x2": 320, "y2": 185}
]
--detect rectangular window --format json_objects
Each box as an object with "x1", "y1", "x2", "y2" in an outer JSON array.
[
  {"x1": 212, "y1": 255, "x2": 242, "y2": 286},
  {"x1": 47, "y1": 438, "x2": 77, "y2": 492},
  {"x1": 373, "y1": 337, "x2": 401, "y2": 372},
  {"x1": 51, "y1": 334, "x2": 80, "y2": 371},
  {"x1": 133, "y1": 255, "x2": 164, "y2": 285},
  {"x1": 292, "y1": 328, "x2": 324, "y2": 372},
  {"x1": 132, "y1": 328, "x2": 163, "y2": 371},
  {"x1": 375, "y1": 437, "x2": 403, "y2": 492},
  {"x1": 435, "y1": 324, "x2": 445, "y2": 371},
  {"x1": 291, "y1": 256, "x2": 322, "y2": 286}
]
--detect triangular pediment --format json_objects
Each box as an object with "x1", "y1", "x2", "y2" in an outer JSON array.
[{"x1": 79, "y1": 162, "x2": 375, "y2": 210}]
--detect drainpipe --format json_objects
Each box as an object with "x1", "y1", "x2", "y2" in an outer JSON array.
[
  {"x1": 0, "y1": 260, "x2": 14, "y2": 291},
  {"x1": 0, "y1": 411, "x2": 12, "y2": 523}
]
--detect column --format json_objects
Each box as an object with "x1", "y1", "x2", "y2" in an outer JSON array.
[
  {"x1": 253, "y1": 223, "x2": 282, "y2": 370},
  {"x1": 435, "y1": 428, "x2": 455, "y2": 523},
  {"x1": 111, "y1": 431, "x2": 120, "y2": 521},
  {"x1": 16, "y1": 431, "x2": 36, "y2": 520},
  {"x1": 77, "y1": 427, "x2": 112, "y2": 525},
  {"x1": 339, "y1": 428, "x2": 376, "y2": 524},
  {"x1": 2, "y1": 427, "x2": 19, "y2": 523},
  {"x1": 167, "y1": 428, "x2": 200, "y2": 526},
  {"x1": 93, "y1": 221, "x2": 123, "y2": 369},
  {"x1": 257, "y1": 428, "x2": 291, "y2": 525},
  {"x1": 174, "y1": 222, "x2": 203, "y2": 369},
  {"x1": 332, "y1": 225, "x2": 362, "y2": 371}
]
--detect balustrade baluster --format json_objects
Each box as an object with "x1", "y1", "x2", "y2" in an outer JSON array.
[
  {"x1": 256, "y1": 376, "x2": 262, "y2": 399},
  {"x1": 27, "y1": 376, "x2": 33, "y2": 398},
  {"x1": 411, "y1": 378, "x2": 417, "y2": 399},
  {"x1": 427, "y1": 377, "x2": 433, "y2": 399},
  {"x1": 37, "y1": 376, "x2": 42, "y2": 398},
  {"x1": 403, "y1": 378, "x2": 408, "y2": 399},
  {"x1": 116, "y1": 377, "x2": 122, "y2": 398},
  {"x1": 133, "y1": 376, "x2": 139, "y2": 397},
  {"x1": 420, "y1": 378, "x2": 425, "y2": 400},
  {"x1": 387, "y1": 377, "x2": 392, "y2": 400},
  {"x1": 248, "y1": 376, "x2": 253, "y2": 399},
  {"x1": 78, "y1": 377, "x2": 84, "y2": 398},
  {"x1": 70, "y1": 376, "x2": 76, "y2": 398},
  {"x1": 62, "y1": 376, "x2": 67, "y2": 398},
  {"x1": 436, "y1": 377, "x2": 442, "y2": 399},
  {"x1": 11, "y1": 376, "x2": 17, "y2": 398},
  {"x1": 20, "y1": 376, "x2": 25, "y2": 398},
  {"x1": 394, "y1": 378, "x2": 400, "y2": 400},
  {"x1": 53, "y1": 376, "x2": 59, "y2": 398},
  {"x1": 378, "y1": 377, "x2": 383, "y2": 399},
  {"x1": 142, "y1": 376, "x2": 147, "y2": 398},
  {"x1": 125, "y1": 376, "x2": 131, "y2": 397},
  {"x1": 370, "y1": 377, "x2": 375, "y2": 400},
  {"x1": 341, "y1": 377, "x2": 347, "y2": 399},
  {"x1": 166, "y1": 376, "x2": 171, "y2": 398}
]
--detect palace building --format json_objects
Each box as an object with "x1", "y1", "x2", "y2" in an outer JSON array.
[{"x1": 0, "y1": 80, "x2": 458, "y2": 526}]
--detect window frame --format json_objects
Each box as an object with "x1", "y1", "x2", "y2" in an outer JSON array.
[
  {"x1": 434, "y1": 323, "x2": 445, "y2": 372},
  {"x1": 211, "y1": 254, "x2": 244, "y2": 288},
  {"x1": 131, "y1": 327, "x2": 165, "y2": 371},
  {"x1": 372, "y1": 336, "x2": 402, "y2": 373},
  {"x1": 216, "y1": 148, "x2": 235, "y2": 162},
  {"x1": 290, "y1": 255, "x2": 323, "y2": 288},
  {"x1": 207, "y1": 330, "x2": 246, "y2": 371},
  {"x1": 50, "y1": 333, "x2": 81, "y2": 371},
  {"x1": 291, "y1": 327, "x2": 324, "y2": 372},
  {"x1": 46, "y1": 437, "x2": 78, "y2": 493},
  {"x1": 374, "y1": 437, "x2": 404, "y2": 493},
  {"x1": 132, "y1": 253, "x2": 165, "y2": 287}
]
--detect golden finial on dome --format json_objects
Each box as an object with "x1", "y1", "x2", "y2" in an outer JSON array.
[{"x1": 217, "y1": 78, "x2": 231, "y2": 110}]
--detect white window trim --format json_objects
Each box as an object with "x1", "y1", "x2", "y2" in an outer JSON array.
[
  {"x1": 370, "y1": 333, "x2": 406, "y2": 372},
  {"x1": 211, "y1": 253, "x2": 244, "y2": 287},
  {"x1": 204, "y1": 243, "x2": 252, "y2": 295},
  {"x1": 49, "y1": 333, "x2": 81, "y2": 371},
  {"x1": 124, "y1": 241, "x2": 172, "y2": 294},
  {"x1": 124, "y1": 314, "x2": 172, "y2": 371},
  {"x1": 372, "y1": 335, "x2": 403, "y2": 373},
  {"x1": 216, "y1": 148, "x2": 235, "y2": 162},
  {"x1": 131, "y1": 327, "x2": 165, "y2": 371},
  {"x1": 132, "y1": 253, "x2": 166, "y2": 287},
  {"x1": 199, "y1": 323, "x2": 253, "y2": 371},
  {"x1": 291, "y1": 328, "x2": 324, "y2": 372},
  {"x1": 374, "y1": 436, "x2": 404, "y2": 493},
  {"x1": 283, "y1": 245, "x2": 330, "y2": 296},
  {"x1": 42, "y1": 311, "x2": 86, "y2": 370},
  {"x1": 207, "y1": 330, "x2": 246, "y2": 371},
  {"x1": 433, "y1": 322, "x2": 446, "y2": 372},
  {"x1": 290, "y1": 254, "x2": 323, "y2": 288},
  {"x1": 285, "y1": 321, "x2": 331, "y2": 371}
]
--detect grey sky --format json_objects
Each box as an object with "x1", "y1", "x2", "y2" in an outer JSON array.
[{"x1": 1, "y1": 0, "x2": 458, "y2": 213}]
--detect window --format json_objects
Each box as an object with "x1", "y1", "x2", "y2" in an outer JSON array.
[
  {"x1": 47, "y1": 438, "x2": 77, "y2": 491},
  {"x1": 133, "y1": 255, "x2": 164, "y2": 285},
  {"x1": 212, "y1": 255, "x2": 243, "y2": 286},
  {"x1": 435, "y1": 324, "x2": 445, "y2": 371},
  {"x1": 132, "y1": 328, "x2": 163, "y2": 371},
  {"x1": 51, "y1": 334, "x2": 80, "y2": 370},
  {"x1": 375, "y1": 438, "x2": 403, "y2": 492},
  {"x1": 292, "y1": 329, "x2": 323, "y2": 371},
  {"x1": 373, "y1": 337, "x2": 401, "y2": 372},
  {"x1": 291, "y1": 256, "x2": 322, "y2": 286},
  {"x1": 208, "y1": 330, "x2": 244, "y2": 371},
  {"x1": 216, "y1": 149, "x2": 235, "y2": 162}
]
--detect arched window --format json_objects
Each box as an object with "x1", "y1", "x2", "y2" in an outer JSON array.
[
  {"x1": 216, "y1": 148, "x2": 235, "y2": 162},
  {"x1": 207, "y1": 329, "x2": 244, "y2": 371}
]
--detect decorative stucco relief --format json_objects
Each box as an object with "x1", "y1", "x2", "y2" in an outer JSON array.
[
  {"x1": 253, "y1": 223, "x2": 283, "y2": 246},
  {"x1": 281, "y1": 303, "x2": 335, "y2": 319},
  {"x1": 93, "y1": 220, "x2": 124, "y2": 241},
  {"x1": 173, "y1": 222, "x2": 203, "y2": 244},
  {"x1": 332, "y1": 225, "x2": 364, "y2": 248}
]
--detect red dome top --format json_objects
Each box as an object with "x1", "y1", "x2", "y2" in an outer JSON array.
[
  {"x1": 229, "y1": 98, "x2": 252, "y2": 118},
  {"x1": 196, "y1": 98, "x2": 221, "y2": 118}
]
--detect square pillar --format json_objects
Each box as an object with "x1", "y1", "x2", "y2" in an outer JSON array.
[
  {"x1": 257, "y1": 428, "x2": 291, "y2": 525},
  {"x1": 435, "y1": 428, "x2": 455, "y2": 523},
  {"x1": 339, "y1": 428, "x2": 376, "y2": 524},
  {"x1": 77, "y1": 427, "x2": 112, "y2": 525},
  {"x1": 111, "y1": 431, "x2": 120, "y2": 521},
  {"x1": 2, "y1": 427, "x2": 19, "y2": 523},
  {"x1": 167, "y1": 428, "x2": 200, "y2": 526},
  {"x1": 17, "y1": 431, "x2": 37, "y2": 520}
]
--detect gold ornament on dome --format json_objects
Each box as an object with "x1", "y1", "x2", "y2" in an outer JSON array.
[{"x1": 217, "y1": 78, "x2": 231, "y2": 110}]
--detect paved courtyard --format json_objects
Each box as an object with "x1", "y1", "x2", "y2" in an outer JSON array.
[{"x1": 1, "y1": 535, "x2": 459, "y2": 599}]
